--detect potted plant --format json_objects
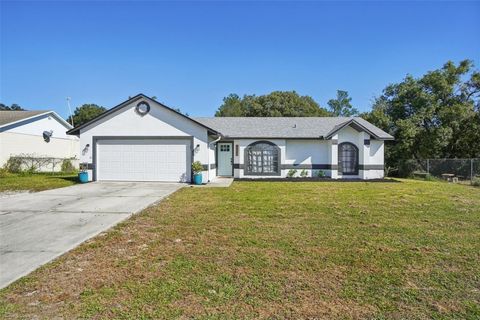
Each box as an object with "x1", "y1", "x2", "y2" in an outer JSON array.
[
  {"x1": 192, "y1": 161, "x2": 203, "y2": 185},
  {"x1": 78, "y1": 162, "x2": 89, "y2": 183}
]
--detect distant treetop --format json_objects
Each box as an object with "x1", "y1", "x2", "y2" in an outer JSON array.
[
  {"x1": 0, "y1": 103, "x2": 25, "y2": 111},
  {"x1": 215, "y1": 91, "x2": 331, "y2": 117}
]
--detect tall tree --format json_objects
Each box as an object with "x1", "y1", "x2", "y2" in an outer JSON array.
[
  {"x1": 215, "y1": 91, "x2": 330, "y2": 117},
  {"x1": 327, "y1": 90, "x2": 358, "y2": 116},
  {"x1": 215, "y1": 94, "x2": 247, "y2": 117},
  {"x1": 0, "y1": 103, "x2": 25, "y2": 111},
  {"x1": 362, "y1": 60, "x2": 480, "y2": 175},
  {"x1": 70, "y1": 104, "x2": 106, "y2": 126}
]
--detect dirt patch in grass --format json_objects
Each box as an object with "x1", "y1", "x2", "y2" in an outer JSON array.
[{"x1": 1, "y1": 179, "x2": 479, "y2": 319}]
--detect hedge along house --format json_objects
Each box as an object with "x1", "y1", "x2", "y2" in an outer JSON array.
[{"x1": 67, "y1": 94, "x2": 393, "y2": 183}]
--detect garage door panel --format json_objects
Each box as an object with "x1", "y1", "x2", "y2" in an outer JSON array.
[{"x1": 96, "y1": 139, "x2": 191, "y2": 182}]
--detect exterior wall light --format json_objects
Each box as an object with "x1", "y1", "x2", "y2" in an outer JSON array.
[{"x1": 82, "y1": 144, "x2": 90, "y2": 155}]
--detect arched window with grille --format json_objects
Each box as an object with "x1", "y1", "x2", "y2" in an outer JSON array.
[
  {"x1": 244, "y1": 141, "x2": 280, "y2": 176},
  {"x1": 338, "y1": 142, "x2": 359, "y2": 175}
]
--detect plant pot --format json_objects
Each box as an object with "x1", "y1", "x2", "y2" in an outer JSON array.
[
  {"x1": 193, "y1": 173, "x2": 202, "y2": 185},
  {"x1": 78, "y1": 171, "x2": 89, "y2": 183}
]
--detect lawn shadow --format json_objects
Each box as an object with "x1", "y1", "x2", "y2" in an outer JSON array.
[{"x1": 47, "y1": 175, "x2": 79, "y2": 183}]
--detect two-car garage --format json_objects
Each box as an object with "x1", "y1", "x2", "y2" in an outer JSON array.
[
  {"x1": 68, "y1": 94, "x2": 215, "y2": 183},
  {"x1": 94, "y1": 138, "x2": 192, "y2": 182}
]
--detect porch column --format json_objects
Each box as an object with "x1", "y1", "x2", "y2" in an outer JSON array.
[
  {"x1": 360, "y1": 133, "x2": 370, "y2": 179},
  {"x1": 329, "y1": 135, "x2": 339, "y2": 179}
]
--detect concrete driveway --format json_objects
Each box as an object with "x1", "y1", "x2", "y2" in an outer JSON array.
[{"x1": 0, "y1": 182, "x2": 183, "y2": 289}]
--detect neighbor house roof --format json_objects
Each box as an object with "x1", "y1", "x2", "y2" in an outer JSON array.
[
  {"x1": 0, "y1": 110, "x2": 49, "y2": 127},
  {"x1": 193, "y1": 117, "x2": 393, "y2": 140},
  {"x1": 0, "y1": 110, "x2": 73, "y2": 132}
]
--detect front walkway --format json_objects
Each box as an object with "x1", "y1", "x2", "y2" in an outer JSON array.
[
  {"x1": 192, "y1": 177, "x2": 234, "y2": 188},
  {"x1": 0, "y1": 182, "x2": 183, "y2": 289}
]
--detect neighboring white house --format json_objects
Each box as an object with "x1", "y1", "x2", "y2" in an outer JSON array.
[
  {"x1": 0, "y1": 110, "x2": 79, "y2": 170},
  {"x1": 67, "y1": 94, "x2": 393, "y2": 183}
]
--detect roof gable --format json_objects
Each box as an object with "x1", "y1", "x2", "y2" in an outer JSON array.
[
  {"x1": 324, "y1": 118, "x2": 393, "y2": 140},
  {"x1": 67, "y1": 94, "x2": 219, "y2": 135}
]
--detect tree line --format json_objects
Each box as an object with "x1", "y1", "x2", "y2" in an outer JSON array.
[
  {"x1": 215, "y1": 90, "x2": 358, "y2": 117},
  {"x1": 362, "y1": 60, "x2": 480, "y2": 174},
  {"x1": 0, "y1": 103, "x2": 25, "y2": 111}
]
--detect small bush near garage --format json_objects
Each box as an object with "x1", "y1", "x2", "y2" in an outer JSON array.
[{"x1": 61, "y1": 159, "x2": 77, "y2": 173}]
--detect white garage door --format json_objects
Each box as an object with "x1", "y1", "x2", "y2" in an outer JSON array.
[{"x1": 96, "y1": 138, "x2": 191, "y2": 182}]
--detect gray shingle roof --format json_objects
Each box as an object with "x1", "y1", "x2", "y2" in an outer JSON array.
[
  {"x1": 193, "y1": 117, "x2": 393, "y2": 140},
  {"x1": 0, "y1": 110, "x2": 48, "y2": 127}
]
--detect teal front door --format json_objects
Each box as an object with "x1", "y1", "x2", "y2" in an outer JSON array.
[{"x1": 217, "y1": 143, "x2": 233, "y2": 176}]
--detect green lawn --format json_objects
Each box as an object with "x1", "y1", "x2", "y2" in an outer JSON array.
[
  {"x1": 1, "y1": 180, "x2": 479, "y2": 319},
  {"x1": 0, "y1": 173, "x2": 78, "y2": 192}
]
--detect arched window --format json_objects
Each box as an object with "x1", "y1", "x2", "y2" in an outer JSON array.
[
  {"x1": 245, "y1": 141, "x2": 280, "y2": 176},
  {"x1": 338, "y1": 142, "x2": 358, "y2": 175}
]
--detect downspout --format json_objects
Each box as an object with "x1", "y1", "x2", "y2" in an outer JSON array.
[{"x1": 207, "y1": 135, "x2": 222, "y2": 182}]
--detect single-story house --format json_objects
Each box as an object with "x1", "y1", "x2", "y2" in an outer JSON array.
[
  {"x1": 0, "y1": 110, "x2": 79, "y2": 169},
  {"x1": 67, "y1": 94, "x2": 393, "y2": 182}
]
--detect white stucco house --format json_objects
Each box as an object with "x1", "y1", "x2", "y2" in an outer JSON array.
[
  {"x1": 67, "y1": 94, "x2": 393, "y2": 183},
  {"x1": 0, "y1": 110, "x2": 79, "y2": 169}
]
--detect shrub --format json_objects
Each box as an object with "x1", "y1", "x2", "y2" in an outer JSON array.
[
  {"x1": 192, "y1": 161, "x2": 203, "y2": 175},
  {"x1": 21, "y1": 166, "x2": 37, "y2": 176},
  {"x1": 317, "y1": 170, "x2": 326, "y2": 178},
  {"x1": 472, "y1": 177, "x2": 480, "y2": 187},
  {"x1": 398, "y1": 160, "x2": 424, "y2": 178},
  {"x1": 0, "y1": 167, "x2": 9, "y2": 178},
  {"x1": 61, "y1": 159, "x2": 76, "y2": 173},
  {"x1": 300, "y1": 169, "x2": 308, "y2": 178},
  {"x1": 287, "y1": 169, "x2": 297, "y2": 178},
  {"x1": 4, "y1": 157, "x2": 23, "y2": 173},
  {"x1": 79, "y1": 162, "x2": 88, "y2": 172},
  {"x1": 424, "y1": 174, "x2": 438, "y2": 181}
]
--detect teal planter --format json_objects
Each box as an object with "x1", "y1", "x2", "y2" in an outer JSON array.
[
  {"x1": 193, "y1": 173, "x2": 202, "y2": 185},
  {"x1": 78, "y1": 171, "x2": 89, "y2": 183}
]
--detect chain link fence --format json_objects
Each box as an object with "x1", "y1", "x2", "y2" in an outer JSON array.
[{"x1": 396, "y1": 158, "x2": 480, "y2": 184}]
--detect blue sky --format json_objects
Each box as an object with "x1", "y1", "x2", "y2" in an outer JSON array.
[{"x1": 1, "y1": 1, "x2": 479, "y2": 118}]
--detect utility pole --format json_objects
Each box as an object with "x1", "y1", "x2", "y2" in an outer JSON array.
[{"x1": 66, "y1": 97, "x2": 74, "y2": 127}]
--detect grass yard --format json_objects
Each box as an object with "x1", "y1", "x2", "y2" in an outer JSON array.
[
  {"x1": 1, "y1": 180, "x2": 479, "y2": 319},
  {"x1": 0, "y1": 173, "x2": 78, "y2": 192}
]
